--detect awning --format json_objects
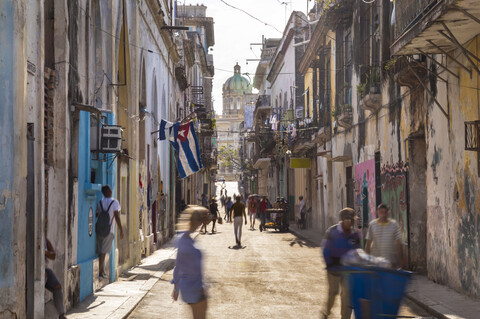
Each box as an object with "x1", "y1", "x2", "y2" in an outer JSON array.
[{"x1": 253, "y1": 158, "x2": 271, "y2": 169}]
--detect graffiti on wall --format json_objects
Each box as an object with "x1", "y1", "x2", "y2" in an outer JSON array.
[
  {"x1": 381, "y1": 161, "x2": 408, "y2": 241},
  {"x1": 354, "y1": 159, "x2": 376, "y2": 236},
  {"x1": 457, "y1": 172, "x2": 480, "y2": 297}
]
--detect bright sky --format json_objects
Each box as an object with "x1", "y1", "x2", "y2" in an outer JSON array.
[{"x1": 200, "y1": 0, "x2": 311, "y2": 115}]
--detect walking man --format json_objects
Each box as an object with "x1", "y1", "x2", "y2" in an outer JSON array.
[
  {"x1": 259, "y1": 196, "x2": 268, "y2": 229},
  {"x1": 322, "y1": 208, "x2": 361, "y2": 319},
  {"x1": 96, "y1": 185, "x2": 124, "y2": 279},
  {"x1": 365, "y1": 203, "x2": 404, "y2": 268},
  {"x1": 209, "y1": 198, "x2": 219, "y2": 234},
  {"x1": 299, "y1": 196, "x2": 306, "y2": 229},
  {"x1": 230, "y1": 196, "x2": 247, "y2": 246},
  {"x1": 248, "y1": 195, "x2": 258, "y2": 230}
]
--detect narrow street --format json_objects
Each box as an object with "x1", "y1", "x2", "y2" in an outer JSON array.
[{"x1": 128, "y1": 201, "x2": 429, "y2": 318}]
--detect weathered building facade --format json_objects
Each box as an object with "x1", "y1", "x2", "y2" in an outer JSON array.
[
  {"x1": 175, "y1": 4, "x2": 216, "y2": 206},
  {"x1": 248, "y1": 0, "x2": 480, "y2": 299},
  {"x1": 0, "y1": 1, "x2": 45, "y2": 317},
  {"x1": 251, "y1": 11, "x2": 309, "y2": 218},
  {"x1": 295, "y1": 0, "x2": 480, "y2": 298}
]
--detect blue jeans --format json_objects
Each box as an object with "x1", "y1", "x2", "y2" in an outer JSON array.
[{"x1": 260, "y1": 212, "x2": 266, "y2": 226}]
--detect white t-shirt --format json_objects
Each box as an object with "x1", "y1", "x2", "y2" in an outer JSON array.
[
  {"x1": 299, "y1": 199, "x2": 306, "y2": 214},
  {"x1": 96, "y1": 197, "x2": 121, "y2": 234},
  {"x1": 366, "y1": 219, "x2": 401, "y2": 263}
]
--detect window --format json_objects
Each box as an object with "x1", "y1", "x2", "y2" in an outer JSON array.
[
  {"x1": 230, "y1": 98, "x2": 234, "y2": 109},
  {"x1": 335, "y1": 25, "x2": 352, "y2": 109},
  {"x1": 306, "y1": 89, "x2": 310, "y2": 118},
  {"x1": 237, "y1": 97, "x2": 241, "y2": 109},
  {"x1": 358, "y1": 3, "x2": 381, "y2": 96}
]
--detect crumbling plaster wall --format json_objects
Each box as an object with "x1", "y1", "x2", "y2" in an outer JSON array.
[
  {"x1": 425, "y1": 36, "x2": 480, "y2": 298},
  {"x1": 1, "y1": 1, "x2": 45, "y2": 317}
]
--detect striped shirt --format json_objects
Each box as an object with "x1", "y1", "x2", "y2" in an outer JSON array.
[{"x1": 366, "y1": 219, "x2": 401, "y2": 263}]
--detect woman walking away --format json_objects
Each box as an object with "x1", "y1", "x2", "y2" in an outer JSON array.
[
  {"x1": 171, "y1": 206, "x2": 210, "y2": 319},
  {"x1": 209, "y1": 198, "x2": 219, "y2": 233}
]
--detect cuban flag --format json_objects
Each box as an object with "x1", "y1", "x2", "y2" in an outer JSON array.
[
  {"x1": 159, "y1": 119, "x2": 180, "y2": 146},
  {"x1": 175, "y1": 121, "x2": 203, "y2": 178}
]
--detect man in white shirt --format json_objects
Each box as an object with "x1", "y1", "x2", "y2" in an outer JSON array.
[
  {"x1": 96, "y1": 185, "x2": 124, "y2": 278},
  {"x1": 365, "y1": 203, "x2": 404, "y2": 268}
]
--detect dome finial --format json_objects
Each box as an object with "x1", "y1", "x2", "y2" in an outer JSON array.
[{"x1": 234, "y1": 63, "x2": 240, "y2": 74}]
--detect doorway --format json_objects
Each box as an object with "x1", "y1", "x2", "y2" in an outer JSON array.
[
  {"x1": 26, "y1": 124, "x2": 35, "y2": 318},
  {"x1": 346, "y1": 166, "x2": 354, "y2": 208},
  {"x1": 408, "y1": 136, "x2": 427, "y2": 272}
]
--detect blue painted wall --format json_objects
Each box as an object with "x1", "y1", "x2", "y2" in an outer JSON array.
[
  {"x1": 77, "y1": 112, "x2": 117, "y2": 301},
  {"x1": 0, "y1": 1, "x2": 15, "y2": 291}
]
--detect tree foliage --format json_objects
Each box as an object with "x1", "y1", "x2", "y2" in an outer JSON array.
[{"x1": 218, "y1": 146, "x2": 242, "y2": 169}]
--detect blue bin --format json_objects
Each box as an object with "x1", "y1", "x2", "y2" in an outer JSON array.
[{"x1": 343, "y1": 266, "x2": 412, "y2": 319}]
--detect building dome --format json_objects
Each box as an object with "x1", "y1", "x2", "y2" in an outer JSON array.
[{"x1": 223, "y1": 63, "x2": 252, "y2": 94}]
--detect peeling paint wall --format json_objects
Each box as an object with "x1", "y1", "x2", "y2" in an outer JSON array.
[
  {"x1": 0, "y1": 0, "x2": 45, "y2": 317},
  {"x1": 423, "y1": 35, "x2": 480, "y2": 298}
]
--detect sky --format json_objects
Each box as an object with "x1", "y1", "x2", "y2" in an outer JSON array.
[{"x1": 198, "y1": 0, "x2": 311, "y2": 115}]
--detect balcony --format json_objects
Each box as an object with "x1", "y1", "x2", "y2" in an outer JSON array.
[
  {"x1": 358, "y1": 66, "x2": 382, "y2": 112},
  {"x1": 198, "y1": 118, "x2": 214, "y2": 136},
  {"x1": 312, "y1": 126, "x2": 331, "y2": 144},
  {"x1": 253, "y1": 152, "x2": 271, "y2": 170},
  {"x1": 392, "y1": 0, "x2": 480, "y2": 56},
  {"x1": 201, "y1": 153, "x2": 217, "y2": 170},
  {"x1": 333, "y1": 105, "x2": 353, "y2": 129},
  {"x1": 255, "y1": 95, "x2": 271, "y2": 111},
  {"x1": 321, "y1": 0, "x2": 354, "y2": 27},
  {"x1": 292, "y1": 124, "x2": 316, "y2": 153}
]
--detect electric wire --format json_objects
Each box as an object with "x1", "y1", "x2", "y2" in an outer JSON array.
[
  {"x1": 218, "y1": 0, "x2": 283, "y2": 34},
  {"x1": 56, "y1": 3, "x2": 480, "y2": 126}
]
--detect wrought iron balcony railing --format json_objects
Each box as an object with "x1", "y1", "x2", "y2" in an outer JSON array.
[
  {"x1": 395, "y1": 0, "x2": 439, "y2": 39},
  {"x1": 255, "y1": 95, "x2": 271, "y2": 109}
]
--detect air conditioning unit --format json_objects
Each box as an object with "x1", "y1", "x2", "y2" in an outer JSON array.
[{"x1": 100, "y1": 125, "x2": 123, "y2": 153}]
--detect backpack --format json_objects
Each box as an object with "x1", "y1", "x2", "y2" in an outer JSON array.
[{"x1": 95, "y1": 200, "x2": 115, "y2": 237}]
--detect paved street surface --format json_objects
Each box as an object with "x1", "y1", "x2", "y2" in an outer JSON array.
[{"x1": 128, "y1": 217, "x2": 429, "y2": 319}]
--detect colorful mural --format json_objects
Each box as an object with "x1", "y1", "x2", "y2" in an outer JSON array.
[
  {"x1": 354, "y1": 159, "x2": 376, "y2": 237},
  {"x1": 381, "y1": 161, "x2": 408, "y2": 242}
]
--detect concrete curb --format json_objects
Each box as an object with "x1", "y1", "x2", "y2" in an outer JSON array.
[
  {"x1": 109, "y1": 249, "x2": 177, "y2": 319},
  {"x1": 288, "y1": 226, "x2": 322, "y2": 247},
  {"x1": 404, "y1": 294, "x2": 446, "y2": 319}
]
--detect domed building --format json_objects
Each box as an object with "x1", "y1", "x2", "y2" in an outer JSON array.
[
  {"x1": 222, "y1": 63, "x2": 252, "y2": 116},
  {"x1": 216, "y1": 63, "x2": 256, "y2": 181}
]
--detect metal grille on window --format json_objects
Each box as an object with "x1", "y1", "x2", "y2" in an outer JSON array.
[{"x1": 465, "y1": 121, "x2": 480, "y2": 151}]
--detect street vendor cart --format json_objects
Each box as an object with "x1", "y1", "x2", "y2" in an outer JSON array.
[{"x1": 260, "y1": 208, "x2": 289, "y2": 232}]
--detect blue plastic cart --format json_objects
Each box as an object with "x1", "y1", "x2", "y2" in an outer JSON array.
[{"x1": 343, "y1": 266, "x2": 412, "y2": 319}]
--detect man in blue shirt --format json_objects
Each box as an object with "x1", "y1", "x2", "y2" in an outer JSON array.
[{"x1": 322, "y1": 208, "x2": 360, "y2": 319}]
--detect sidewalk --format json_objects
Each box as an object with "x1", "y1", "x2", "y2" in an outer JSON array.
[
  {"x1": 289, "y1": 224, "x2": 480, "y2": 319},
  {"x1": 67, "y1": 238, "x2": 180, "y2": 319}
]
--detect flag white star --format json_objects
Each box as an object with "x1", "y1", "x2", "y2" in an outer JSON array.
[{"x1": 178, "y1": 129, "x2": 187, "y2": 138}]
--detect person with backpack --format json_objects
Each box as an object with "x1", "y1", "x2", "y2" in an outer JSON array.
[{"x1": 96, "y1": 185, "x2": 124, "y2": 279}]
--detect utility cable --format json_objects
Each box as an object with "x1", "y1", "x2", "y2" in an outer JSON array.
[{"x1": 218, "y1": 0, "x2": 283, "y2": 34}]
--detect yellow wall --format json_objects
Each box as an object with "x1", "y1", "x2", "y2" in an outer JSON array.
[{"x1": 304, "y1": 68, "x2": 313, "y2": 118}]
